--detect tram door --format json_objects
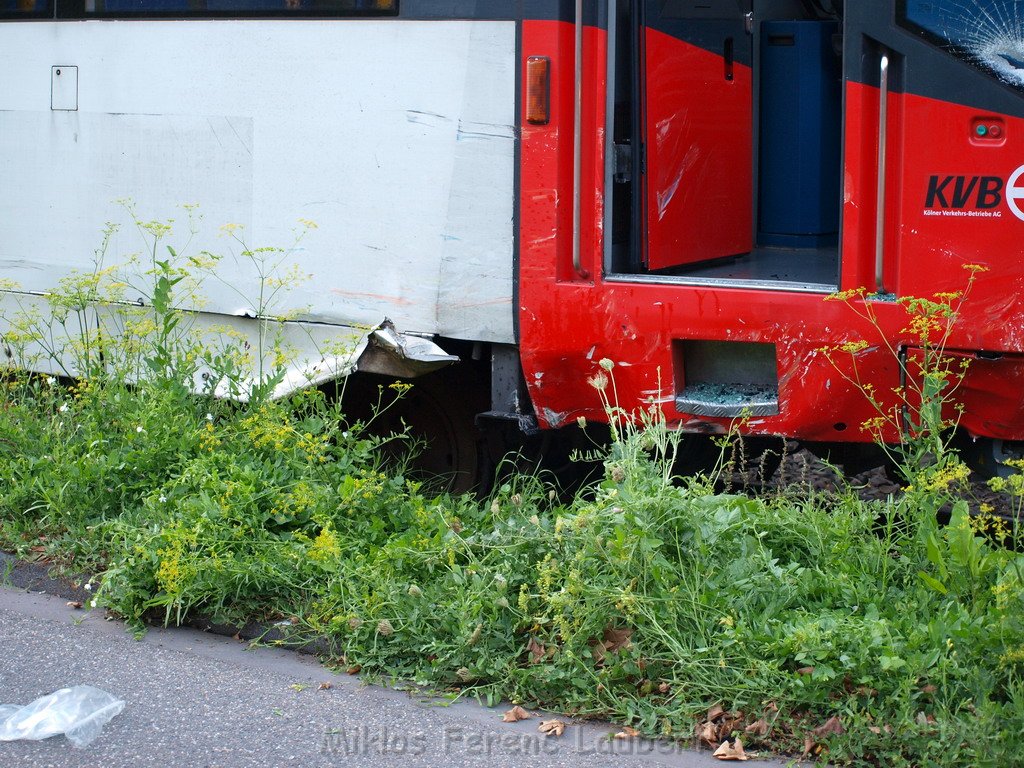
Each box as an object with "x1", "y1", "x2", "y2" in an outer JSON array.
[{"x1": 642, "y1": 0, "x2": 753, "y2": 271}]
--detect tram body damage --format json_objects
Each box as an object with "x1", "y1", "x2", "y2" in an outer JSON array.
[{"x1": 2, "y1": 0, "x2": 1023, "y2": 482}]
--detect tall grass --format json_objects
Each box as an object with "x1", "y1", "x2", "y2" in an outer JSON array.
[{"x1": 1, "y1": 216, "x2": 1023, "y2": 765}]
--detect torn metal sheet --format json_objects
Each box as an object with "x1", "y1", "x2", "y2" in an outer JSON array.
[
  {"x1": 355, "y1": 320, "x2": 460, "y2": 379},
  {"x1": 209, "y1": 317, "x2": 458, "y2": 402}
]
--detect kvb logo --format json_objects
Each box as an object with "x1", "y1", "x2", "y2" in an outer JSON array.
[
  {"x1": 925, "y1": 175, "x2": 1003, "y2": 209},
  {"x1": 923, "y1": 164, "x2": 1024, "y2": 221},
  {"x1": 1007, "y1": 165, "x2": 1024, "y2": 221}
]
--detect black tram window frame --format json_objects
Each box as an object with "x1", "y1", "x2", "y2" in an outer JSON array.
[
  {"x1": 1, "y1": 0, "x2": 396, "y2": 19},
  {"x1": 0, "y1": 0, "x2": 54, "y2": 20}
]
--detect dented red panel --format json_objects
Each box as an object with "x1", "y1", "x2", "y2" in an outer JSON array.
[
  {"x1": 520, "y1": 19, "x2": 606, "y2": 286},
  {"x1": 519, "y1": 21, "x2": 1024, "y2": 445},
  {"x1": 643, "y1": 29, "x2": 753, "y2": 270},
  {"x1": 903, "y1": 348, "x2": 1024, "y2": 442}
]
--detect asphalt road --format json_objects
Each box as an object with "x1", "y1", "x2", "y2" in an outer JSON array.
[{"x1": 0, "y1": 586, "x2": 785, "y2": 768}]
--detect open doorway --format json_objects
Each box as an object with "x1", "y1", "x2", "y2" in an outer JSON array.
[{"x1": 607, "y1": 0, "x2": 845, "y2": 291}]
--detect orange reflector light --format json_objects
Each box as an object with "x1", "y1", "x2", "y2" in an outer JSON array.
[{"x1": 526, "y1": 56, "x2": 551, "y2": 125}]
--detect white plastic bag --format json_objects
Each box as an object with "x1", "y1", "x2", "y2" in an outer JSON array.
[{"x1": 0, "y1": 685, "x2": 124, "y2": 747}]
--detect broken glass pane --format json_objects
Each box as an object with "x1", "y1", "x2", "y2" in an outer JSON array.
[{"x1": 901, "y1": 0, "x2": 1024, "y2": 88}]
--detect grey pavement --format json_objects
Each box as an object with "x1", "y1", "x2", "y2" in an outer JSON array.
[{"x1": 0, "y1": 586, "x2": 785, "y2": 768}]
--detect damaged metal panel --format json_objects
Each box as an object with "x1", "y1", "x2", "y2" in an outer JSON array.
[
  {"x1": 193, "y1": 315, "x2": 458, "y2": 401},
  {"x1": 674, "y1": 339, "x2": 780, "y2": 417},
  {"x1": 435, "y1": 22, "x2": 517, "y2": 341},
  {"x1": 0, "y1": 19, "x2": 516, "y2": 373},
  {"x1": 0, "y1": 282, "x2": 454, "y2": 401},
  {"x1": 355, "y1": 321, "x2": 459, "y2": 380},
  {"x1": 101, "y1": 303, "x2": 453, "y2": 401}
]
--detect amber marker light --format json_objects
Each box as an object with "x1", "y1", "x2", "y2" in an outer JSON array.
[{"x1": 526, "y1": 56, "x2": 551, "y2": 125}]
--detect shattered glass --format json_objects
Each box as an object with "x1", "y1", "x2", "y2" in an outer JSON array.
[{"x1": 901, "y1": 0, "x2": 1024, "y2": 89}]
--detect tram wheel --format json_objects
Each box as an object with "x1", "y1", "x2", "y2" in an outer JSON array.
[{"x1": 340, "y1": 368, "x2": 486, "y2": 494}]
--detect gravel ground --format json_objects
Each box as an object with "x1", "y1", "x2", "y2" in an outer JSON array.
[{"x1": 733, "y1": 442, "x2": 1021, "y2": 521}]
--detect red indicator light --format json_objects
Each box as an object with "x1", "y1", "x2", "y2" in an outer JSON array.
[{"x1": 989, "y1": 124, "x2": 1003, "y2": 138}]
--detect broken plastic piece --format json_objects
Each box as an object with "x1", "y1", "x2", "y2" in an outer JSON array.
[{"x1": 0, "y1": 685, "x2": 125, "y2": 747}]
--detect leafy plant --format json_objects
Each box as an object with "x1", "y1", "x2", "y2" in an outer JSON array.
[{"x1": 2, "y1": 219, "x2": 1024, "y2": 766}]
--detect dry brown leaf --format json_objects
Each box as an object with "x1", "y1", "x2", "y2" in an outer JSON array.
[
  {"x1": 346, "y1": 664, "x2": 362, "y2": 675},
  {"x1": 614, "y1": 726, "x2": 641, "y2": 739},
  {"x1": 713, "y1": 738, "x2": 749, "y2": 761},
  {"x1": 802, "y1": 734, "x2": 820, "y2": 759},
  {"x1": 602, "y1": 626, "x2": 633, "y2": 653},
  {"x1": 590, "y1": 625, "x2": 633, "y2": 666},
  {"x1": 921, "y1": 684, "x2": 937, "y2": 694},
  {"x1": 707, "y1": 704, "x2": 726, "y2": 722},
  {"x1": 657, "y1": 682, "x2": 671, "y2": 694},
  {"x1": 796, "y1": 666, "x2": 815, "y2": 676},
  {"x1": 502, "y1": 706, "x2": 532, "y2": 723},
  {"x1": 66, "y1": 601, "x2": 83, "y2": 610},
  {"x1": 538, "y1": 719, "x2": 566, "y2": 737},
  {"x1": 744, "y1": 719, "x2": 770, "y2": 738},
  {"x1": 697, "y1": 721, "x2": 719, "y2": 746},
  {"x1": 813, "y1": 716, "x2": 845, "y2": 737},
  {"x1": 318, "y1": 682, "x2": 332, "y2": 691},
  {"x1": 527, "y1": 638, "x2": 546, "y2": 664}
]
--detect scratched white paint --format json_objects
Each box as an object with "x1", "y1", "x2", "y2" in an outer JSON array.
[{"x1": 0, "y1": 20, "x2": 516, "y2": 358}]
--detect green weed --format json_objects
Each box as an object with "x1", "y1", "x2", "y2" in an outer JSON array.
[{"x1": 1, "y1": 221, "x2": 1022, "y2": 766}]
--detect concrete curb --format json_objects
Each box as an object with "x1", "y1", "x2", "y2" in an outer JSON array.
[
  {"x1": 0, "y1": 550, "x2": 793, "y2": 767},
  {"x1": 0, "y1": 550, "x2": 332, "y2": 655}
]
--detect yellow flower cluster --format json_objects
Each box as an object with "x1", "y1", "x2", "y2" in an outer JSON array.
[
  {"x1": 999, "y1": 646, "x2": 1024, "y2": 668},
  {"x1": 155, "y1": 525, "x2": 195, "y2": 596},
  {"x1": 297, "y1": 431, "x2": 329, "y2": 464},
  {"x1": 918, "y1": 460, "x2": 971, "y2": 493},
  {"x1": 341, "y1": 471, "x2": 388, "y2": 503},
  {"x1": 240, "y1": 407, "x2": 295, "y2": 452},
  {"x1": 970, "y1": 512, "x2": 1011, "y2": 545},
  {"x1": 199, "y1": 421, "x2": 220, "y2": 452},
  {"x1": 270, "y1": 480, "x2": 317, "y2": 521},
  {"x1": 308, "y1": 524, "x2": 342, "y2": 563}
]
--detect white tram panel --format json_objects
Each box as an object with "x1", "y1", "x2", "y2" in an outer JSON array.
[{"x1": 0, "y1": 20, "x2": 516, "y2": 344}]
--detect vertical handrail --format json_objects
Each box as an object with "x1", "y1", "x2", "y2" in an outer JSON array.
[
  {"x1": 572, "y1": 0, "x2": 585, "y2": 276},
  {"x1": 602, "y1": 0, "x2": 617, "y2": 275},
  {"x1": 875, "y1": 54, "x2": 890, "y2": 294}
]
